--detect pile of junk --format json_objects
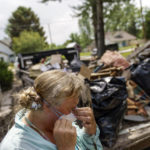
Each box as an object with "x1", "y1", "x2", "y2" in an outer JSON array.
[{"x1": 27, "y1": 41, "x2": 150, "y2": 148}]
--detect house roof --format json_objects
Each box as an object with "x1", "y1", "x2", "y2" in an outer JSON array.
[
  {"x1": 105, "y1": 31, "x2": 136, "y2": 44},
  {"x1": 1, "y1": 38, "x2": 11, "y2": 47},
  {"x1": 0, "y1": 41, "x2": 14, "y2": 55}
]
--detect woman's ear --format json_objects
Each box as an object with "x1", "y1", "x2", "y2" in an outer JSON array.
[{"x1": 42, "y1": 102, "x2": 49, "y2": 113}]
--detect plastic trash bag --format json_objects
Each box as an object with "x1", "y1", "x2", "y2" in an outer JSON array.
[
  {"x1": 88, "y1": 77, "x2": 127, "y2": 147},
  {"x1": 131, "y1": 58, "x2": 150, "y2": 96},
  {"x1": 70, "y1": 55, "x2": 83, "y2": 72}
]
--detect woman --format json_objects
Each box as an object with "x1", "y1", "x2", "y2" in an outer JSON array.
[{"x1": 0, "y1": 70, "x2": 102, "y2": 150}]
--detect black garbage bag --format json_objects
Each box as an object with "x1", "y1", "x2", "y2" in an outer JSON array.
[
  {"x1": 70, "y1": 55, "x2": 83, "y2": 72},
  {"x1": 97, "y1": 101, "x2": 126, "y2": 147},
  {"x1": 88, "y1": 77, "x2": 127, "y2": 147},
  {"x1": 131, "y1": 58, "x2": 150, "y2": 96}
]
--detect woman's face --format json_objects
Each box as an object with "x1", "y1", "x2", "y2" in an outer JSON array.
[{"x1": 56, "y1": 97, "x2": 79, "y2": 115}]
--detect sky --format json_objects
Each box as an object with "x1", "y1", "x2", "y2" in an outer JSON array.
[{"x1": 0, "y1": 0, "x2": 150, "y2": 45}]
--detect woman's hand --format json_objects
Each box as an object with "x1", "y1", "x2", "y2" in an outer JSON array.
[
  {"x1": 74, "y1": 107, "x2": 96, "y2": 135},
  {"x1": 53, "y1": 119, "x2": 76, "y2": 150}
]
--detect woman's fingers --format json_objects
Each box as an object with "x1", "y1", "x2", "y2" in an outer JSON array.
[
  {"x1": 54, "y1": 119, "x2": 62, "y2": 129},
  {"x1": 76, "y1": 115, "x2": 92, "y2": 123},
  {"x1": 53, "y1": 119, "x2": 77, "y2": 149},
  {"x1": 75, "y1": 107, "x2": 91, "y2": 113},
  {"x1": 74, "y1": 107, "x2": 95, "y2": 122},
  {"x1": 75, "y1": 111, "x2": 92, "y2": 116},
  {"x1": 74, "y1": 107, "x2": 97, "y2": 135},
  {"x1": 65, "y1": 119, "x2": 73, "y2": 128}
]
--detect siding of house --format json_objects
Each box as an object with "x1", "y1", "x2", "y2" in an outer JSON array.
[
  {"x1": 0, "y1": 41, "x2": 14, "y2": 63},
  {"x1": 0, "y1": 52, "x2": 9, "y2": 62}
]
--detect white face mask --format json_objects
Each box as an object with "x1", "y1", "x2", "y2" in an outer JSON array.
[
  {"x1": 59, "y1": 113, "x2": 77, "y2": 122},
  {"x1": 43, "y1": 99, "x2": 77, "y2": 122}
]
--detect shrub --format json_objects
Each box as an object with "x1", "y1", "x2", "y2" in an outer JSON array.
[{"x1": 0, "y1": 61, "x2": 13, "y2": 91}]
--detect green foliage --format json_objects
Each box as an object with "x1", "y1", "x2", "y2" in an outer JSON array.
[
  {"x1": 71, "y1": 0, "x2": 137, "y2": 54},
  {"x1": 64, "y1": 30, "x2": 92, "y2": 50},
  {"x1": 12, "y1": 31, "x2": 46, "y2": 53},
  {"x1": 144, "y1": 10, "x2": 150, "y2": 39},
  {"x1": 48, "y1": 43, "x2": 58, "y2": 49},
  {"x1": 67, "y1": 33, "x2": 81, "y2": 44},
  {"x1": 0, "y1": 61, "x2": 13, "y2": 91},
  {"x1": 78, "y1": 16, "x2": 93, "y2": 49},
  {"x1": 47, "y1": 43, "x2": 65, "y2": 50},
  {"x1": 73, "y1": 0, "x2": 141, "y2": 38},
  {"x1": 6, "y1": 6, "x2": 46, "y2": 42},
  {"x1": 64, "y1": 33, "x2": 81, "y2": 47},
  {"x1": 104, "y1": 1, "x2": 140, "y2": 37}
]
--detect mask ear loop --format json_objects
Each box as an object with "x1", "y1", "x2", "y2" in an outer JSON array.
[
  {"x1": 34, "y1": 86, "x2": 64, "y2": 118},
  {"x1": 43, "y1": 99, "x2": 63, "y2": 118}
]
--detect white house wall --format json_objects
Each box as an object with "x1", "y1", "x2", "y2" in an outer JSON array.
[
  {"x1": 0, "y1": 53, "x2": 9, "y2": 62},
  {"x1": 0, "y1": 41, "x2": 14, "y2": 63}
]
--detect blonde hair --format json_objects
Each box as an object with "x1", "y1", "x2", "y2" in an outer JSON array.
[{"x1": 16, "y1": 70, "x2": 84, "y2": 110}]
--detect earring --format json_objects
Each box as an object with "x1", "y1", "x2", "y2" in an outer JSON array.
[{"x1": 31, "y1": 101, "x2": 41, "y2": 110}]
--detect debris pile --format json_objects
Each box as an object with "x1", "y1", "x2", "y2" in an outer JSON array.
[{"x1": 19, "y1": 41, "x2": 150, "y2": 148}]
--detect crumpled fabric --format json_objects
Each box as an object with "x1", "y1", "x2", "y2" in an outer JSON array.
[{"x1": 98, "y1": 50, "x2": 130, "y2": 69}]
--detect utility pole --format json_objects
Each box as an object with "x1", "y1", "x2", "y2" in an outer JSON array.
[
  {"x1": 47, "y1": 23, "x2": 53, "y2": 44},
  {"x1": 96, "y1": 0, "x2": 105, "y2": 58},
  {"x1": 140, "y1": 0, "x2": 145, "y2": 39}
]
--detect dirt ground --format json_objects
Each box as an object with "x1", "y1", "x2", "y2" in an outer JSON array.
[{"x1": 0, "y1": 78, "x2": 23, "y2": 141}]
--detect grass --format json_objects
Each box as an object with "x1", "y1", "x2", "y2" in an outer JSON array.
[
  {"x1": 119, "y1": 45, "x2": 136, "y2": 51},
  {"x1": 80, "y1": 51, "x2": 132, "y2": 58},
  {"x1": 80, "y1": 52, "x2": 91, "y2": 56},
  {"x1": 80, "y1": 46, "x2": 133, "y2": 58},
  {"x1": 121, "y1": 51, "x2": 132, "y2": 58}
]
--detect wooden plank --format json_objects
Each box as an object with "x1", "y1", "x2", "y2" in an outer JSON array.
[
  {"x1": 103, "y1": 122, "x2": 150, "y2": 150},
  {"x1": 98, "y1": 67, "x2": 122, "y2": 73},
  {"x1": 127, "y1": 41, "x2": 150, "y2": 61},
  {"x1": 126, "y1": 135, "x2": 150, "y2": 150},
  {"x1": 91, "y1": 72, "x2": 111, "y2": 77}
]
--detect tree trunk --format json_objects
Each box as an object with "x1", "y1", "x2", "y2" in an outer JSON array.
[
  {"x1": 91, "y1": 2, "x2": 97, "y2": 49},
  {"x1": 96, "y1": 0, "x2": 105, "y2": 58}
]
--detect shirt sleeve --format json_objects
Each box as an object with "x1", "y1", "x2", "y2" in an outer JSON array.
[{"x1": 74, "y1": 123, "x2": 103, "y2": 150}]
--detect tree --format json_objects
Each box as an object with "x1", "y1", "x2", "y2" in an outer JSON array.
[
  {"x1": 48, "y1": 43, "x2": 65, "y2": 49},
  {"x1": 78, "y1": 15, "x2": 93, "y2": 49},
  {"x1": 12, "y1": 31, "x2": 46, "y2": 53},
  {"x1": 96, "y1": 0, "x2": 105, "y2": 57},
  {"x1": 6, "y1": 6, "x2": 46, "y2": 42},
  {"x1": 73, "y1": 0, "x2": 131, "y2": 57},
  {"x1": 72, "y1": 0, "x2": 99, "y2": 53},
  {"x1": 64, "y1": 28, "x2": 92, "y2": 50},
  {"x1": 64, "y1": 33, "x2": 81, "y2": 46},
  {"x1": 144, "y1": 9, "x2": 150, "y2": 39},
  {"x1": 0, "y1": 61, "x2": 13, "y2": 91},
  {"x1": 104, "y1": 1, "x2": 140, "y2": 37},
  {"x1": 41, "y1": 0, "x2": 131, "y2": 57},
  {"x1": 41, "y1": 0, "x2": 104, "y2": 56}
]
